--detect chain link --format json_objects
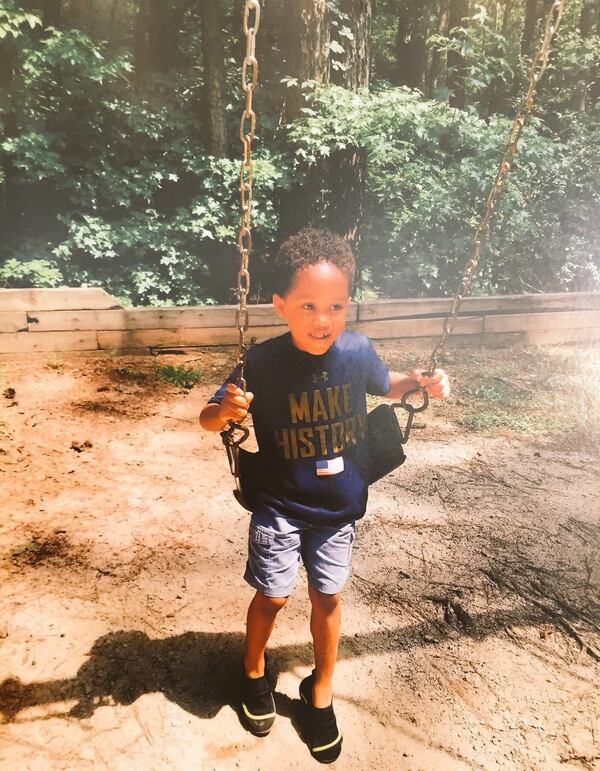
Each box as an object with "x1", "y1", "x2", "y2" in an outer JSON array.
[
  {"x1": 428, "y1": 0, "x2": 564, "y2": 373},
  {"x1": 234, "y1": 0, "x2": 261, "y2": 383}
]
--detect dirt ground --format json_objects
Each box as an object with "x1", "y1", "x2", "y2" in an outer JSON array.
[{"x1": 1, "y1": 342, "x2": 599, "y2": 771}]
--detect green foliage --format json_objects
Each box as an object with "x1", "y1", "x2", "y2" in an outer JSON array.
[
  {"x1": 464, "y1": 380, "x2": 527, "y2": 406},
  {"x1": 453, "y1": 345, "x2": 600, "y2": 450},
  {"x1": 288, "y1": 84, "x2": 600, "y2": 297},
  {"x1": 457, "y1": 410, "x2": 558, "y2": 433},
  {"x1": 1, "y1": 23, "x2": 289, "y2": 304},
  {"x1": 156, "y1": 364, "x2": 202, "y2": 389},
  {"x1": 0, "y1": 1, "x2": 598, "y2": 306},
  {"x1": 430, "y1": 4, "x2": 519, "y2": 113},
  {"x1": 0, "y1": 1, "x2": 40, "y2": 40},
  {"x1": 538, "y1": 0, "x2": 600, "y2": 116},
  {"x1": 0, "y1": 256, "x2": 63, "y2": 288}
]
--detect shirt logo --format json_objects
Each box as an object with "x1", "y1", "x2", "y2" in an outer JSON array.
[
  {"x1": 274, "y1": 382, "x2": 367, "y2": 460},
  {"x1": 316, "y1": 457, "x2": 345, "y2": 476}
]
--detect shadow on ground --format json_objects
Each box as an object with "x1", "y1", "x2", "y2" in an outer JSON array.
[{"x1": 0, "y1": 606, "x2": 547, "y2": 727}]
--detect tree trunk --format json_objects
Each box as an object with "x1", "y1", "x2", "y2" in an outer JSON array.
[
  {"x1": 201, "y1": 0, "x2": 227, "y2": 156},
  {"x1": 447, "y1": 0, "x2": 469, "y2": 109},
  {"x1": 339, "y1": 0, "x2": 371, "y2": 91},
  {"x1": 325, "y1": 147, "x2": 367, "y2": 240},
  {"x1": 0, "y1": 35, "x2": 18, "y2": 252},
  {"x1": 148, "y1": 0, "x2": 179, "y2": 73},
  {"x1": 521, "y1": 0, "x2": 540, "y2": 58},
  {"x1": 331, "y1": 0, "x2": 371, "y2": 256},
  {"x1": 396, "y1": 1, "x2": 429, "y2": 91},
  {"x1": 133, "y1": 0, "x2": 149, "y2": 86},
  {"x1": 109, "y1": 0, "x2": 120, "y2": 39},
  {"x1": 577, "y1": 1, "x2": 597, "y2": 111},
  {"x1": 68, "y1": 0, "x2": 93, "y2": 29},
  {"x1": 286, "y1": 0, "x2": 330, "y2": 121},
  {"x1": 134, "y1": 0, "x2": 182, "y2": 82},
  {"x1": 426, "y1": 1, "x2": 449, "y2": 97},
  {"x1": 43, "y1": 0, "x2": 62, "y2": 28},
  {"x1": 502, "y1": 0, "x2": 516, "y2": 35}
]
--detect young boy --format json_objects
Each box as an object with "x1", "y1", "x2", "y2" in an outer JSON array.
[{"x1": 200, "y1": 228, "x2": 449, "y2": 763}]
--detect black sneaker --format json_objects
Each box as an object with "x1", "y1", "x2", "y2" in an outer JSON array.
[
  {"x1": 299, "y1": 672, "x2": 342, "y2": 764},
  {"x1": 240, "y1": 659, "x2": 276, "y2": 737}
]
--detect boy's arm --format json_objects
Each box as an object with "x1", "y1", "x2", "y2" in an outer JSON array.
[
  {"x1": 199, "y1": 383, "x2": 254, "y2": 432},
  {"x1": 386, "y1": 369, "x2": 450, "y2": 401}
]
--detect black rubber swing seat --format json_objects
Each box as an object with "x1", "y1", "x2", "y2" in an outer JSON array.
[{"x1": 231, "y1": 403, "x2": 407, "y2": 511}]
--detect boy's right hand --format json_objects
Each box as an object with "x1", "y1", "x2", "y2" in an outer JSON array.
[{"x1": 220, "y1": 382, "x2": 254, "y2": 424}]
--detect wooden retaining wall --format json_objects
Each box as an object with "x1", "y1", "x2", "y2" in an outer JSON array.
[{"x1": 1, "y1": 287, "x2": 599, "y2": 356}]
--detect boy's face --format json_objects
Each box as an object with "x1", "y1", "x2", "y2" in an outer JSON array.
[{"x1": 273, "y1": 262, "x2": 351, "y2": 355}]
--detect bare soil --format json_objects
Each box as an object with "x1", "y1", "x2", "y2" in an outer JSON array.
[{"x1": 1, "y1": 343, "x2": 599, "y2": 771}]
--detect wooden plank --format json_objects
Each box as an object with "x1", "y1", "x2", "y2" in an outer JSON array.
[
  {"x1": 484, "y1": 309, "x2": 600, "y2": 333},
  {"x1": 0, "y1": 330, "x2": 98, "y2": 354},
  {"x1": 350, "y1": 315, "x2": 483, "y2": 339},
  {"x1": 0, "y1": 288, "x2": 122, "y2": 312},
  {"x1": 122, "y1": 304, "x2": 286, "y2": 328},
  {"x1": 481, "y1": 331, "x2": 526, "y2": 348},
  {"x1": 483, "y1": 328, "x2": 600, "y2": 347},
  {"x1": 358, "y1": 292, "x2": 600, "y2": 321},
  {"x1": 29, "y1": 309, "x2": 128, "y2": 332},
  {"x1": 358, "y1": 297, "x2": 452, "y2": 320},
  {"x1": 372, "y1": 333, "x2": 484, "y2": 354},
  {"x1": 523, "y1": 327, "x2": 600, "y2": 346},
  {"x1": 461, "y1": 293, "x2": 600, "y2": 314},
  {"x1": 30, "y1": 303, "x2": 359, "y2": 331},
  {"x1": 0, "y1": 312, "x2": 27, "y2": 333},
  {"x1": 151, "y1": 301, "x2": 358, "y2": 327},
  {"x1": 97, "y1": 325, "x2": 288, "y2": 350},
  {"x1": 30, "y1": 302, "x2": 360, "y2": 332}
]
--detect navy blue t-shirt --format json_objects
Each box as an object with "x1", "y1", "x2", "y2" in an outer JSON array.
[{"x1": 210, "y1": 330, "x2": 390, "y2": 525}]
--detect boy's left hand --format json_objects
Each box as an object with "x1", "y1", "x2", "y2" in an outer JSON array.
[{"x1": 409, "y1": 368, "x2": 450, "y2": 400}]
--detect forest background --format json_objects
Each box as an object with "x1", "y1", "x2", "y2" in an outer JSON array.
[{"x1": 0, "y1": 0, "x2": 598, "y2": 307}]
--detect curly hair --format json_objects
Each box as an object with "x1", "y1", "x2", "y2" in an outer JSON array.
[{"x1": 274, "y1": 228, "x2": 356, "y2": 296}]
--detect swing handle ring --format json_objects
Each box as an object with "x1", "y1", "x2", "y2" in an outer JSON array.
[
  {"x1": 388, "y1": 384, "x2": 430, "y2": 444},
  {"x1": 221, "y1": 421, "x2": 250, "y2": 476},
  {"x1": 399, "y1": 386, "x2": 430, "y2": 414},
  {"x1": 221, "y1": 421, "x2": 250, "y2": 448}
]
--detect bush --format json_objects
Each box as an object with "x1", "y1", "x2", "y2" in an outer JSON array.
[
  {"x1": 1, "y1": 25, "x2": 290, "y2": 305},
  {"x1": 1, "y1": 17, "x2": 598, "y2": 304},
  {"x1": 288, "y1": 85, "x2": 600, "y2": 297}
]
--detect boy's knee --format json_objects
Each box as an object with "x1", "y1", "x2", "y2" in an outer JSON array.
[
  {"x1": 309, "y1": 587, "x2": 341, "y2": 612},
  {"x1": 257, "y1": 592, "x2": 288, "y2": 612}
]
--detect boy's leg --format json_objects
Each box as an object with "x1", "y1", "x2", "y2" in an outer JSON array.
[
  {"x1": 308, "y1": 586, "x2": 341, "y2": 707},
  {"x1": 240, "y1": 592, "x2": 287, "y2": 737},
  {"x1": 239, "y1": 512, "x2": 303, "y2": 735},
  {"x1": 300, "y1": 523, "x2": 352, "y2": 762},
  {"x1": 243, "y1": 512, "x2": 303, "y2": 677},
  {"x1": 302, "y1": 521, "x2": 354, "y2": 704},
  {"x1": 244, "y1": 591, "x2": 287, "y2": 678}
]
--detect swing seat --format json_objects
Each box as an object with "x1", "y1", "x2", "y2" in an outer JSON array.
[
  {"x1": 231, "y1": 405, "x2": 407, "y2": 511},
  {"x1": 233, "y1": 446, "x2": 262, "y2": 511},
  {"x1": 365, "y1": 403, "x2": 406, "y2": 484}
]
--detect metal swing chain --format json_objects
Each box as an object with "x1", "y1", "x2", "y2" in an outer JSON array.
[
  {"x1": 236, "y1": 0, "x2": 260, "y2": 386},
  {"x1": 427, "y1": 0, "x2": 564, "y2": 376},
  {"x1": 392, "y1": 0, "x2": 564, "y2": 442},
  {"x1": 222, "y1": 0, "x2": 261, "y2": 478}
]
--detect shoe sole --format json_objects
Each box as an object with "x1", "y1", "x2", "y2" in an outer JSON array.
[
  {"x1": 240, "y1": 698, "x2": 276, "y2": 737},
  {"x1": 299, "y1": 681, "x2": 342, "y2": 764}
]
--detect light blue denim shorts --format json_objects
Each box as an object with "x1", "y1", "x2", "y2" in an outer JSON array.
[{"x1": 244, "y1": 510, "x2": 356, "y2": 597}]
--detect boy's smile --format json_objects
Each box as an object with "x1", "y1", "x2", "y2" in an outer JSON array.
[{"x1": 273, "y1": 262, "x2": 351, "y2": 356}]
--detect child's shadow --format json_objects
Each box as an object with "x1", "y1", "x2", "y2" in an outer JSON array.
[{"x1": 0, "y1": 629, "x2": 303, "y2": 736}]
